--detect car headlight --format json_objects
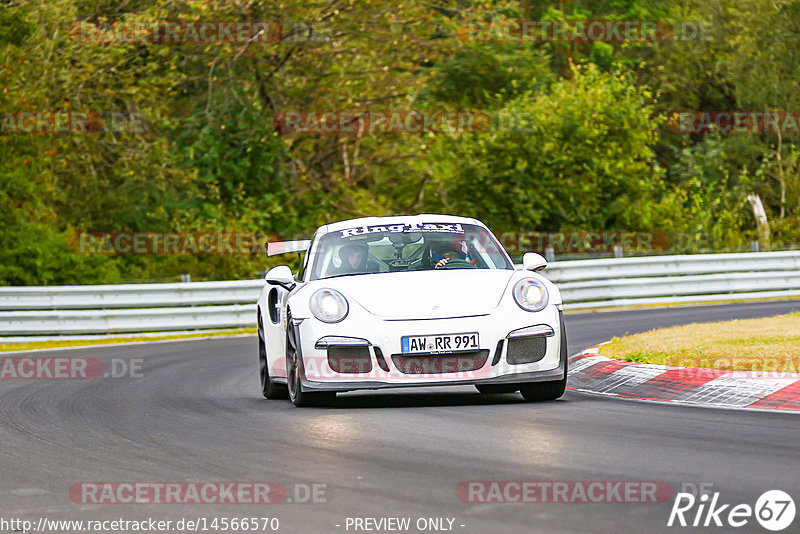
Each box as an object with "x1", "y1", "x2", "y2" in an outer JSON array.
[
  {"x1": 513, "y1": 278, "x2": 549, "y2": 312},
  {"x1": 310, "y1": 289, "x2": 349, "y2": 323}
]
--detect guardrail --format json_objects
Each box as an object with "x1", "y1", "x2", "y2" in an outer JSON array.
[
  {"x1": 1, "y1": 251, "x2": 799, "y2": 337},
  {"x1": 0, "y1": 281, "x2": 263, "y2": 336},
  {"x1": 548, "y1": 251, "x2": 800, "y2": 309},
  {"x1": 0, "y1": 280, "x2": 264, "y2": 310}
]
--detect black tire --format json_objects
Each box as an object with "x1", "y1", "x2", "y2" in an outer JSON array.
[
  {"x1": 519, "y1": 312, "x2": 568, "y2": 402},
  {"x1": 258, "y1": 312, "x2": 288, "y2": 399},
  {"x1": 286, "y1": 311, "x2": 336, "y2": 408},
  {"x1": 475, "y1": 384, "x2": 520, "y2": 395},
  {"x1": 519, "y1": 377, "x2": 567, "y2": 401}
]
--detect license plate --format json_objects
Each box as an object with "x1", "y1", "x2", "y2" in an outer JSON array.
[{"x1": 401, "y1": 332, "x2": 479, "y2": 354}]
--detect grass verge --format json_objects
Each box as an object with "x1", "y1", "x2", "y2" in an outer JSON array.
[
  {"x1": 0, "y1": 327, "x2": 256, "y2": 353},
  {"x1": 598, "y1": 311, "x2": 800, "y2": 372}
]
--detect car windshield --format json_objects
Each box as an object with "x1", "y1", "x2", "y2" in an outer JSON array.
[{"x1": 308, "y1": 222, "x2": 514, "y2": 280}]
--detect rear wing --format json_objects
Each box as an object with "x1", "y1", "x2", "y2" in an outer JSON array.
[{"x1": 266, "y1": 240, "x2": 311, "y2": 257}]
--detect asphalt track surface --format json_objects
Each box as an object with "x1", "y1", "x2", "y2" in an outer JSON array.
[{"x1": 2, "y1": 301, "x2": 800, "y2": 534}]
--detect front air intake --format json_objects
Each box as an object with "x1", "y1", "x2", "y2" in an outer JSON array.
[
  {"x1": 327, "y1": 346, "x2": 373, "y2": 373},
  {"x1": 506, "y1": 336, "x2": 547, "y2": 365},
  {"x1": 390, "y1": 350, "x2": 489, "y2": 374}
]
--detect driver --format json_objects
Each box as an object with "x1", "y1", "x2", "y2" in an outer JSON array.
[
  {"x1": 431, "y1": 238, "x2": 469, "y2": 269},
  {"x1": 337, "y1": 243, "x2": 369, "y2": 274}
]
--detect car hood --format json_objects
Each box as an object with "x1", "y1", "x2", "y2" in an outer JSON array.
[{"x1": 323, "y1": 269, "x2": 516, "y2": 320}]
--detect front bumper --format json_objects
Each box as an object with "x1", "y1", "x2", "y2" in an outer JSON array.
[
  {"x1": 301, "y1": 364, "x2": 566, "y2": 392},
  {"x1": 295, "y1": 305, "x2": 566, "y2": 392}
]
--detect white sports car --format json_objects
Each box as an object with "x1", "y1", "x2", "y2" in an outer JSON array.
[{"x1": 257, "y1": 214, "x2": 567, "y2": 407}]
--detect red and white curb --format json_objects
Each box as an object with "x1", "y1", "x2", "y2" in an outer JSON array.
[{"x1": 567, "y1": 345, "x2": 800, "y2": 413}]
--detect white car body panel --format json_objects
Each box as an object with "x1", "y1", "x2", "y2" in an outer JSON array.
[{"x1": 304, "y1": 270, "x2": 514, "y2": 320}]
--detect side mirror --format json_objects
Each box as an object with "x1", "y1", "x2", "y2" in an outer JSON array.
[
  {"x1": 265, "y1": 265, "x2": 296, "y2": 290},
  {"x1": 522, "y1": 252, "x2": 547, "y2": 272}
]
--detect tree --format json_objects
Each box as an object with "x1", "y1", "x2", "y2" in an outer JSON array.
[{"x1": 425, "y1": 63, "x2": 664, "y2": 232}]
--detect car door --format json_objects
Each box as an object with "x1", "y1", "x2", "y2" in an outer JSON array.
[
  {"x1": 262, "y1": 281, "x2": 290, "y2": 379},
  {"x1": 263, "y1": 236, "x2": 315, "y2": 379}
]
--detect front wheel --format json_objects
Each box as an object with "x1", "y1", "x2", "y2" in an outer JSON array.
[
  {"x1": 519, "y1": 377, "x2": 566, "y2": 401},
  {"x1": 286, "y1": 312, "x2": 336, "y2": 407},
  {"x1": 520, "y1": 314, "x2": 568, "y2": 401},
  {"x1": 258, "y1": 313, "x2": 288, "y2": 399}
]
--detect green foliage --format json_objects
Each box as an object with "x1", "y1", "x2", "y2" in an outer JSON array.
[
  {"x1": 0, "y1": 7, "x2": 34, "y2": 46},
  {"x1": 653, "y1": 136, "x2": 755, "y2": 251},
  {"x1": 623, "y1": 351, "x2": 653, "y2": 363},
  {"x1": 2, "y1": 0, "x2": 800, "y2": 285},
  {"x1": 418, "y1": 45, "x2": 552, "y2": 108},
  {"x1": 753, "y1": 145, "x2": 800, "y2": 244},
  {"x1": 427, "y1": 64, "x2": 663, "y2": 230}
]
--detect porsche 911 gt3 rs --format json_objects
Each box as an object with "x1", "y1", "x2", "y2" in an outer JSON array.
[{"x1": 257, "y1": 214, "x2": 567, "y2": 406}]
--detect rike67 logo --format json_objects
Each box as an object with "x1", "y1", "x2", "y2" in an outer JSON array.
[{"x1": 668, "y1": 485, "x2": 795, "y2": 531}]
